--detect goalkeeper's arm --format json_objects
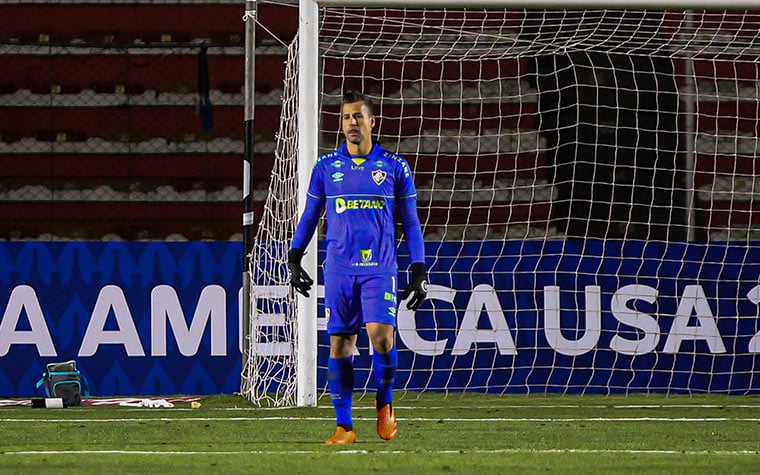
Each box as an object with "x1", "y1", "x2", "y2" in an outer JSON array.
[
  {"x1": 289, "y1": 192, "x2": 325, "y2": 297},
  {"x1": 398, "y1": 195, "x2": 427, "y2": 310}
]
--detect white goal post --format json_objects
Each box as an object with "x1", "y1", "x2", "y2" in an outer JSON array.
[{"x1": 242, "y1": 0, "x2": 760, "y2": 407}]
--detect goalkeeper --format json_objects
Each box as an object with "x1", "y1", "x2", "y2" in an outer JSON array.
[{"x1": 288, "y1": 90, "x2": 428, "y2": 445}]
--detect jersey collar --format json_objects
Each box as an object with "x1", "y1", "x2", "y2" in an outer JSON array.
[{"x1": 339, "y1": 141, "x2": 382, "y2": 160}]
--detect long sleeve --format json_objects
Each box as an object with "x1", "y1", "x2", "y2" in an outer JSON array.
[
  {"x1": 394, "y1": 154, "x2": 425, "y2": 265},
  {"x1": 398, "y1": 194, "x2": 425, "y2": 265},
  {"x1": 291, "y1": 165, "x2": 325, "y2": 250},
  {"x1": 291, "y1": 193, "x2": 325, "y2": 250}
]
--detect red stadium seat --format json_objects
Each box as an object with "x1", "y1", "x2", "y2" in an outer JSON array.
[
  {"x1": 28, "y1": 82, "x2": 82, "y2": 95},
  {"x1": 0, "y1": 82, "x2": 18, "y2": 94},
  {"x1": 81, "y1": 30, "x2": 132, "y2": 45},
  {"x1": 138, "y1": 31, "x2": 192, "y2": 44},
  {"x1": 208, "y1": 31, "x2": 243, "y2": 46},
  {"x1": 217, "y1": 82, "x2": 244, "y2": 94},
  {"x1": 0, "y1": 131, "x2": 23, "y2": 143},
  {"x1": 16, "y1": 31, "x2": 71, "y2": 44},
  {"x1": 0, "y1": 201, "x2": 251, "y2": 241},
  {"x1": 33, "y1": 130, "x2": 87, "y2": 142},
  {"x1": 91, "y1": 82, "x2": 146, "y2": 95}
]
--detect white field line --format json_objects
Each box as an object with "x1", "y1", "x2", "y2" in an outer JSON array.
[
  {"x1": 2, "y1": 448, "x2": 759, "y2": 456},
  {"x1": 3, "y1": 416, "x2": 760, "y2": 423},
  {"x1": 221, "y1": 404, "x2": 760, "y2": 411}
]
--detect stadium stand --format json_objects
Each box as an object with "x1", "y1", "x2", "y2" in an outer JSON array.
[
  {"x1": 0, "y1": 1, "x2": 295, "y2": 241},
  {"x1": 0, "y1": 2, "x2": 756, "y2": 241}
]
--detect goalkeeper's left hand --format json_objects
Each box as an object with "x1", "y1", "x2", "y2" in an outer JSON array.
[{"x1": 400, "y1": 262, "x2": 428, "y2": 310}]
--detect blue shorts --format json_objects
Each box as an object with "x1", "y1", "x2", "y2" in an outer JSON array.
[{"x1": 324, "y1": 273, "x2": 397, "y2": 335}]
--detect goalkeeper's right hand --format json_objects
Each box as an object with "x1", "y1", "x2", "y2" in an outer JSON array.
[{"x1": 287, "y1": 248, "x2": 313, "y2": 297}]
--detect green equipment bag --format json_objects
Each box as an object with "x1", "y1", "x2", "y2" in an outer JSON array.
[{"x1": 35, "y1": 360, "x2": 89, "y2": 407}]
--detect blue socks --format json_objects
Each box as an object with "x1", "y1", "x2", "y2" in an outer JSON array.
[
  {"x1": 328, "y1": 347, "x2": 397, "y2": 428},
  {"x1": 328, "y1": 356, "x2": 354, "y2": 429},
  {"x1": 372, "y1": 346, "x2": 397, "y2": 408}
]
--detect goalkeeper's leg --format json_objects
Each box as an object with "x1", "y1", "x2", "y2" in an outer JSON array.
[
  {"x1": 372, "y1": 345, "x2": 399, "y2": 441},
  {"x1": 324, "y1": 275, "x2": 360, "y2": 444},
  {"x1": 363, "y1": 275, "x2": 399, "y2": 440},
  {"x1": 325, "y1": 335, "x2": 357, "y2": 445},
  {"x1": 367, "y1": 322, "x2": 399, "y2": 441},
  {"x1": 372, "y1": 344, "x2": 397, "y2": 409}
]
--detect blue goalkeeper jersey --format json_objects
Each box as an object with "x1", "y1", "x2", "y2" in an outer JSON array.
[{"x1": 292, "y1": 142, "x2": 425, "y2": 275}]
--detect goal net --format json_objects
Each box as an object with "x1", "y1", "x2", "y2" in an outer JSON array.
[
  {"x1": 243, "y1": 3, "x2": 760, "y2": 406},
  {"x1": 240, "y1": 38, "x2": 300, "y2": 406}
]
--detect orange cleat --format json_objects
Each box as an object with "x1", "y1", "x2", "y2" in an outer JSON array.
[
  {"x1": 324, "y1": 426, "x2": 357, "y2": 445},
  {"x1": 376, "y1": 403, "x2": 398, "y2": 441}
]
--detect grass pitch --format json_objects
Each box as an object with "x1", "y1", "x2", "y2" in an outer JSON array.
[{"x1": 2, "y1": 393, "x2": 760, "y2": 474}]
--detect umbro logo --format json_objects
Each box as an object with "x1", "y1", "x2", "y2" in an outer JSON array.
[{"x1": 372, "y1": 169, "x2": 387, "y2": 185}]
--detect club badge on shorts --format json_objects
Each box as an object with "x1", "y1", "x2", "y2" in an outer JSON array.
[{"x1": 372, "y1": 169, "x2": 387, "y2": 185}]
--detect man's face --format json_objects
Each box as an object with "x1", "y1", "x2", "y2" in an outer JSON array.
[{"x1": 341, "y1": 101, "x2": 375, "y2": 147}]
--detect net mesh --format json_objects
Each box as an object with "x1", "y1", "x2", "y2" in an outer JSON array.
[
  {"x1": 245, "y1": 7, "x2": 760, "y2": 404},
  {"x1": 241, "y1": 38, "x2": 300, "y2": 406}
]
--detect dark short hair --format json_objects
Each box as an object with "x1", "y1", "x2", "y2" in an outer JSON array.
[{"x1": 341, "y1": 90, "x2": 374, "y2": 116}]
